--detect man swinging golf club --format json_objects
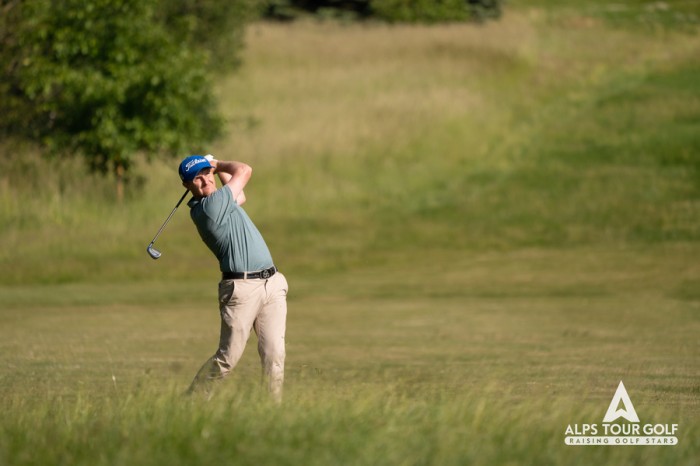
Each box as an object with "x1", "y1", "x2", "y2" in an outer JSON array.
[{"x1": 179, "y1": 154, "x2": 288, "y2": 401}]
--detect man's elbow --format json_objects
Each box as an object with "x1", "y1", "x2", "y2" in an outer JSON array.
[{"x1": 240, "y1": 163, "x2": 253, "y2": 180}]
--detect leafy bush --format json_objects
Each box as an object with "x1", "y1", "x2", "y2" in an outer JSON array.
[
  {"x1": 157, "y1": 0, "x2": 259, "y2": 71},
  {"x1": 2, "y1": 0, "x2": 219, "y2": 167},
  {"x1": 0, "y1": 0, "x2": 255, "y2": 198},
  {"x1": 261, "y1": 0, "x2": 502, "y2": 22},
  {"x1": 372, "y1": 0, "x2": 501, "y2": 23}
]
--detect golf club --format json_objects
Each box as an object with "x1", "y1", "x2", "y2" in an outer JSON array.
[{"x1": 146, "y1": 189, "x2": 189, "y2": 259}]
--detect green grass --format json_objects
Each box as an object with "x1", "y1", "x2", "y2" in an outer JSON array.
[
  {"x1": 520, "y1": 0, "x2": 700, "y2": 31},
  {"x1": 1, "y1": 3, "x2": 700, "y2": 465},
  {"x1": 1, "y1": 387, "x2": 696, "y2": 466},
  {"x1": 1, "y1": 246, "x2": 698, "y2": 464}
]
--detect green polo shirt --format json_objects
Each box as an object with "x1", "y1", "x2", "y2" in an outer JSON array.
[{"x1": 188, "y1": 186, "x2": 274, "y2": 273}]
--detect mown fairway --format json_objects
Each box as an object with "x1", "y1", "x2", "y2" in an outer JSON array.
[{"x1": 1, "y1": 2, "x2": 699, "y2": 465}]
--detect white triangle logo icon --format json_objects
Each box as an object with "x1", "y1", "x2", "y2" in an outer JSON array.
[{"x1": 603, "y1": 381, "x2": 640, "y2": 423}]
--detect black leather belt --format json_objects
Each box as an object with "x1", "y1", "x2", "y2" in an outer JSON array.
[{"x1": 222, "y1": 266, "x2": 277, "y2": 280}]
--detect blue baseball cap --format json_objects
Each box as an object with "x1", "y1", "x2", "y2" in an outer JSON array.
[{"x1": 179, "y1": 155, "x2": 213, "y2": 183}]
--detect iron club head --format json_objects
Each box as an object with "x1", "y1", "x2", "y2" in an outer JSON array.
[
  {"x1": 145, "y1": 189, "x2": 189, "y2": 262},
  {"x1": 147, "y1": 244, "x2": 162, "y2": 260}
]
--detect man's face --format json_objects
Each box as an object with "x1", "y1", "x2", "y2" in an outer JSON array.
[{"x1": 185, "y1": 167, "x2": 216, "y2": 198}]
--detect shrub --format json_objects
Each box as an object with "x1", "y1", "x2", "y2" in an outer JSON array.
[{"x1": 261, "y1": 0, "x2": 502, "y2": 23}]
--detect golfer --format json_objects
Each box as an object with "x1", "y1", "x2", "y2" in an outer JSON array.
[{"x1": 179, "y1": 154, "x2": 288, "y2": 401}]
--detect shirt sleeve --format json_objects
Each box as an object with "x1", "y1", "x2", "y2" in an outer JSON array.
[{"x1": 200, "y1": 186, "x2": 238, "y2": 224}]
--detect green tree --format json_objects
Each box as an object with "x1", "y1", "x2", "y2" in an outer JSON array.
[
  {"x1": 260, "y1": 0, "x2": 501, "y2": 22},
  {"x1": 371, "y1": 0, "x2": 501, "y2": 23},
  {"x1": 157, "y1": 0, "x2": 259, "y2": 72},
  {"x1": 0, "y1": 0, "x2": 242, "y2": 200}
]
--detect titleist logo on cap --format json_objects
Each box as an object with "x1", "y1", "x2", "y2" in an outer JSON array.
[{"x1": 185, "y1": 158, "x2": 207, "y2": 172}]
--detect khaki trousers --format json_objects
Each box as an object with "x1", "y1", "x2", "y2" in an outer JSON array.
[{"x1": 189, "y1": 272, "x2": 288, "y2": 401}]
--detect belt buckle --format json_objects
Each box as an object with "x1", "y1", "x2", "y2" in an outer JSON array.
[{"x1": 261, "y1": 269, "x2": 271, "y2": 279}]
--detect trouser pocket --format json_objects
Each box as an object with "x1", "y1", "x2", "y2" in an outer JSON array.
[{"x1": 218, "y1": 280, "x2": 235, "y2": 307}]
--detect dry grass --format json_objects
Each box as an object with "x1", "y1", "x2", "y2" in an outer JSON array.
[{"x1": 211, "y1": 16, "x2": 537, "y2": 163}]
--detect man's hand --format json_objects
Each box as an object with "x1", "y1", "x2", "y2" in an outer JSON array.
[{"x1": 205, "y1": 154, "x2": 218, "y2": 170}]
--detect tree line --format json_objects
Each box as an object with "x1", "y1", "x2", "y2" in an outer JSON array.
[
  {"x1": 0, "y1": 0, "x2": 502, "y2": 199},
  {"x1": 265, "y1": 0, "x2": 501, "y2": 22}
]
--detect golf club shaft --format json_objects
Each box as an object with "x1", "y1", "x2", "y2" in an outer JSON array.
[{"x1": 148, "y1": 189, "x2": 189, "y2": 246}]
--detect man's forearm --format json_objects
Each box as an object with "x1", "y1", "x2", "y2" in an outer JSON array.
[
  {"x1": 215, "y1": 160, "x2": 249, "y2": 176},
  {"x1": 210, "y1": 159, "x2": 241, "y2": 185},
  {"x1": 217, "y1": 168, "x2": 232, "y2": 185}
]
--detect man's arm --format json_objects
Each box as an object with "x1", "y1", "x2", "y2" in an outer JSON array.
[
  {"x1": 209, "y1": 158, "x2": 251, "y2": 205},
  {"x1": 206, "y1": 155, "x2": 246, "y2": 204},
  {"x1": 236, "y1": 190, "x2": 247, "y2": 206}
]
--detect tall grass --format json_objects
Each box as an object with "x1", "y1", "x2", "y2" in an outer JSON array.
[
  {"x1": 1, "y1": 383, "x2": 697, "y2": 466},
  {"x1": 0, "y1": 8, "x2": 699, "y2": 464},
  {"x1": 1, "y1": 240, "x2": 698, "y2": 464},
  {"x1": 2, "y1": 8, "x2": 699, "y2": 284}
]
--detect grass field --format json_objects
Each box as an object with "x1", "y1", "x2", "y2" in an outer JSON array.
[{"x1": 1, "y1": 1, "x2": 699, "y2": 465}]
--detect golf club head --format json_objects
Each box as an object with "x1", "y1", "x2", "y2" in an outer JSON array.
[{"x1": 146, "y1": 244, "x2": 161, "y2": 260}]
